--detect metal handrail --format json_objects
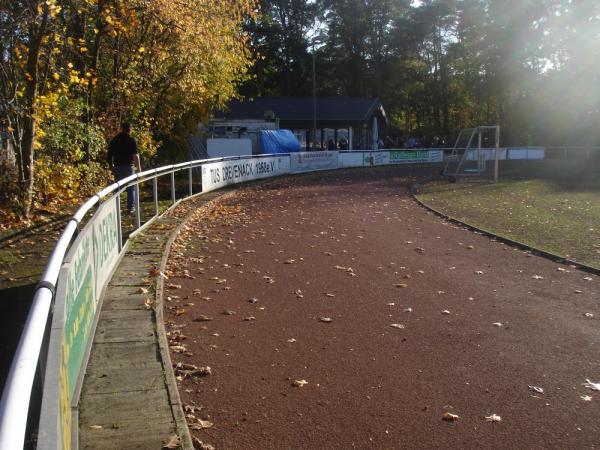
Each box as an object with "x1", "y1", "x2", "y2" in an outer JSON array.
[{"x1": 0, "y1": 156, "x2": 213, "y2": 449}]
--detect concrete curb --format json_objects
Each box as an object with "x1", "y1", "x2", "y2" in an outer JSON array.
[
  {"x1": 155, "y1": 217, "x2": 194, "y2": 450},
  {"x1": 410, "y1": 182, "x2": 600, "y2": 277},
  {"x1": 154, "y1": 191, "x2": 234, "y2": 450}
]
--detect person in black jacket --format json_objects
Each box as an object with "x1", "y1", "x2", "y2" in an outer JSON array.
[{"x1": 108, "y1": 122, "x2": 141, "y2": 213}]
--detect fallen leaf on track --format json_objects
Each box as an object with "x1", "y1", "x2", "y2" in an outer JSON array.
[
  {"x1": 485, "y1": 414, "x2": 502, "y2": 422},
  {"x1": 442, "y1": 412, "x2": 459, "y2": 422},
  {"x1": 442, "y1": 310, "x2": 451, "y2": 315},
  {"x1": 390, "y1": 323, "x2": 405, "y2": 329},
  {"x1": 582, "y1": 379, "x2": 600, "y2": 391},
  {"x1": 334, "y1": 265, "x2": 354, "y2": 274},
  {"x1": 580, "y1": 395, "x2": 592, "y2": 401},
  {"x1": 138, "y1": 287, "x2": 149, "y2": 294},
  {"x1": 162, "y1": 435, "x2": 181, "y2": 449},
  {"x1": 319, "y1": 317, "x2": 333, "y2": 323},
  {"x1": 190, "y1": 419, "x2": 214, "y2": 430},
  {"x1": 528, "y1": 385, "x2": 544, "y2": 394},
  {"x1": 192, "y1": 437, "x2": 215, "y2": 450},
  {"x1": 193, "y1": 314, "x2": 212, "y2": 322},
  {"x1": 292, "y1": 379, "x2": 308, "y2": 387},
  {"x1": 492, "y1": 322, "x2": 503, "y2": 327}
]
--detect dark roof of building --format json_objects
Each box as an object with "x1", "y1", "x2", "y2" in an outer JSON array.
[{"x1": 217, "y1": 97, "x2": 386, "y2": 124}]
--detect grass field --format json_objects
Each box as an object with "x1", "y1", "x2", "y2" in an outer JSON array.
[{"x1": 416, "y1": 160, "x2": 600, "y2": 268}]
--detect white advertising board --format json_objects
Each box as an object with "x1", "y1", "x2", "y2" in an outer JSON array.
[
  {"x1": 364, "y1": 151, "x2": 390, "y2": 166},
  {"x1": 507, "y1": 147, "x2": 545, "y2": 160},
  {"x1": 202, "y1": 156, "x2": 290, "y2": 193},
  {"x1": 207, "y1": 138, "x2": 253, "y2": 158},
  {"x1": 339, "y1": 152, "x2": 364, "y2": 168},
  {"x1": 92, "y1": 196, "x2": 120, "y2": 298},
  {"x1": 290, "y1": 151, "x2": 339, "y2": 173},
  {"x1": 466, "y1": 148, "x2": 507, "y2": 161}
]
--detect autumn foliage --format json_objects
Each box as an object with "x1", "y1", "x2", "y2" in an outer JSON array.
[{"x1": 0, "y1": 0, "x2": 257, "y2": 223}]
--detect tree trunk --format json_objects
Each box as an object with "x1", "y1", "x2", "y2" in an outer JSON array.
[
  {"x1": 84, "y1": 0, "x2": 106, "y2": 161},
  {"x1": 19, "y1": 4, "x2": 49, "y2": 218}
]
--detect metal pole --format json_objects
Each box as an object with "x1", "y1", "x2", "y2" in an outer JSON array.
[
  {"x1": 188, "y1": 164, "x2": 193, "y2": 197},
  {"x1": 494, "y1": 125, "x2": 500, "y2": 183},
  {"x1": 171, "y1": 171, "x2": 176, "y2": 205},
  {"x1": 312, "y1": 47, "x2": 316, "y2": 151},
  {"x1": 116, "y1": 192, "x2": 123, "y2": 251},
  {"x1": 477, "y1": 127, "x2": 482, "y2": 173},
  {"x1": 153, "y1": 176, "x2": 159, "y2": 216},
  {"x1": 134, "y1": 183, "x2": 141, "y2": 229}
]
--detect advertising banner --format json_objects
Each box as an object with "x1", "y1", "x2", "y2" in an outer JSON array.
[
  {"x1": 389, "y1": 149, "x2": 444, "y2": 164},
  {"x1": 507, "y1": 147, "x2": 545, "y2": 160},
  {"x1": 364, "y1": 151, "x2": 390, "y2": 166},
  {"x1": 92, "y1": 196, "x2": 119, "y2": 298},
  {"x1": 202, "y1": 156, "x2": 290, "y2": 193},
  {"x1": 466, "y1": 148, "x2": 507, "y2": 161},
  {"x1": 339, "y1": 152, "x2": 364, "y2": 168},
  {"x1": 290, "y1": 151, "x2": 339, "y2": 173},
  {"x1": 62, "y1": 226, "x2": 96, "y2": 399}
]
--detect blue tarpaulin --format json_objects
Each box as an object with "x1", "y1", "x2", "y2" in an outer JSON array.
[{"x1": 259, "y1": 130, "x2": 300, "y2": 154}]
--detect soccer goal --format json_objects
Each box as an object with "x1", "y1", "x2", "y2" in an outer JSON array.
[{"x1": 443, "y1": 125, "x2": 500, "y2": 183}]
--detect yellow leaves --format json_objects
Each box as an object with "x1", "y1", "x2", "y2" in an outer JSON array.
[
  {"x1": 69, "y1": 73, "x2": 80, "y2": 85},
  {"x1": 52, "y1": 72, "x2": 60, "y2": 81},
  {"x1": 138, "y1": 47, "x2": 145, "y2": 53},
  {"x1": 25, "y1": 73, "x2": 33, "y2": 81}
]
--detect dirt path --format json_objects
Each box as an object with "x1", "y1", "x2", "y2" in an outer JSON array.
[{"x1": 164, "y1": 167, "x2": 600, "y2": 450}]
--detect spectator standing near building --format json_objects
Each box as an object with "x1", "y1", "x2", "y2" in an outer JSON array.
[{"x1": 108, "y1": 122, "x2": 141, "y2": 213}]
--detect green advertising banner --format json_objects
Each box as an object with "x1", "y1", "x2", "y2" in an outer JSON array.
[
  {"x1": 93, "y1": 197, "x2": 119, "y2": 299},
  {"x1": 389, "y1": 150, "x2": 443, "y2": 164},
  {"x1": 62, "y1": 226, "x2": 96, "y2": 398},
  {"x1": 43, "y1": 196, "x2": 120, "y2": 450}
]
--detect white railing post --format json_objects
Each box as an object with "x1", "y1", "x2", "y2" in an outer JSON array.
[
  {"x1": 171, "y1": 171, "x2": 176, "y2": 205},
  {"x1": 116, "y1": 192, "x2": 123, "y2": 251},
  {"x1": 153, "y1": 176, "x2": 159, "y2": 215},
  {"x1": 134, "y1": 183, "x2": 141, "y2": 229}
]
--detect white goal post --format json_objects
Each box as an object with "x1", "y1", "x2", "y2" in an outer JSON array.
[{"x1": 443, "y1": 125, "x2": 500, "y2": 183}]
